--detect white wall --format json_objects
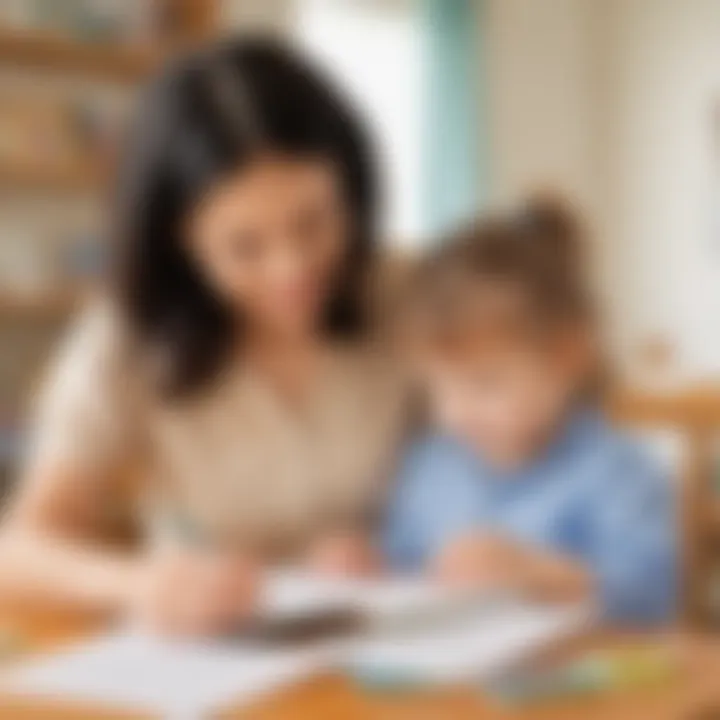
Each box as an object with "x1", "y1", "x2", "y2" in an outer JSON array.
[
  {"x1": 484, "y1": 0, "x2": 613, "y2": 351},
  {"x1": 484, "y1": 0, "x2": 602, "y2": 216},
  {"x1": 486, "y1": 0, "x2": 720, "y2": 381},
  {"x1": 219, "y1": 0, "x2": 294, "y2": 33},
  {"x1": 603, "y1": 0, "x2": 720, "y2": 379}
]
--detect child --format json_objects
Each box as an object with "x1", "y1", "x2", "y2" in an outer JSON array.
[{"x1": 384, "y1": 201, "x2": 677, "y2": 625}]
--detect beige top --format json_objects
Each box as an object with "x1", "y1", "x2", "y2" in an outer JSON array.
[{"x1": 27, "y1": 302, "x2": 408, "y2": 556}]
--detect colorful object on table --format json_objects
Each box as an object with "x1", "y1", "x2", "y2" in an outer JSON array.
[{"x1": 488, "y1": 645, "x2": 678, "y2": 706}]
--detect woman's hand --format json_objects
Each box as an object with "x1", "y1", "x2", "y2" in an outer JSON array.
[
  {"x1": 129, "y1": 550, "x2": 260, "y2": 637},
  {"x1": 305, "y1": 531, "x2": 383, "y2": 578}
]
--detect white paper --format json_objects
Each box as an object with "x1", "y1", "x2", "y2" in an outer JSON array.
[
  {"x1": 2, "y1": 631, "x2": 337, "y2": 719},
  {"x1": 261, "y1": 569, "x2": 493, "y2": 627},
  {"x1": 2, "y1": 572, "x2": 593, "y2": 718},
  {"x1": 348, "y1": 601, "x2": 594, "y2": 682}
]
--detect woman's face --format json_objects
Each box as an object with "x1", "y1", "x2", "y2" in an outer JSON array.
[{"x1": 187, "y1": 154, "x2": 350, "y2": 340}]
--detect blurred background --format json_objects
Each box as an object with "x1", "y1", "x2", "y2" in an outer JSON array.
[{"x1": 0, "y1": 0, "x2": 719, "y2": 624}]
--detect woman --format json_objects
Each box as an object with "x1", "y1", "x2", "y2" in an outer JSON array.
[{"x1": 0, "y1": 39, "x2": 406, "y2": 635}]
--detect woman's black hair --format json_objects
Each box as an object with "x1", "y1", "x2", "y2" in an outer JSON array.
[{"x1": 113, "y1": 37, "x2": 378, "y2": 397}]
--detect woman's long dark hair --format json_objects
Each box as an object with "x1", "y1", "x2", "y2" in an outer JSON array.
[{"x1": 113, "y1": 37, "x2": 378, "y2": 398}]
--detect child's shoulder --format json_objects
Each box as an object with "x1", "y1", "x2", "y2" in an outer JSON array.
[
  {"x1": 568, "y1": 410, "x2": 667, "y2": 490},
  {"x1": 581, "y1": 410, "x2": 656, "y2": 460}
]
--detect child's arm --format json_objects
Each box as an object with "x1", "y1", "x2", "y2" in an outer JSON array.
[
  {"x1": 382, "y1": 438, "x2": 480, "y2": 572},
  {"x1": 587, "y1": 443, "x2": 677, "y2": 624},
  {"x1": 433, "y1": 445, "x2": 676, "y2": 622},
  {"x1": 509, "y1": 543, "x2": 594, "y2": 601},
  {"x1": 433, "y1": 533, "x2": 593, "y2": 602}
]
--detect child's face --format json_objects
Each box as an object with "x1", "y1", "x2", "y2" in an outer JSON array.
[{"x1": 418, "y1": 335, "x2": 587, "y2": 469}]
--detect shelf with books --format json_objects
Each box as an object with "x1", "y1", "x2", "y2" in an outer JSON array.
[
  {"x1": 0, "y1": 289, "x2": 81, "y2": 320},
  {"x1": 0, "y1": 27, "x2": 161, "y2": 83},
  {"x1": 0, "y1": 159, "x2": 104, "y2": 194}
]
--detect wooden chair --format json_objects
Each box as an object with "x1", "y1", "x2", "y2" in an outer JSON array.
[{"x1": 609, "y1": 387, "x2": 720, "y2": 627}]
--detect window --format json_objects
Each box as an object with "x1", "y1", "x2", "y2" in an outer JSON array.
[{"x1": 296, "y1": 0, "x2": 424, "y2": 245}]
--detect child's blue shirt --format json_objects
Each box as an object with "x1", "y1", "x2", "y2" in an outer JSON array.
[{"x1": 384, "y1": 411, "x2": 677, "y2": 624}]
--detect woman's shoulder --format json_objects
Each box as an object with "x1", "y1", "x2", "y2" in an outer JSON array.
[
  {"x1": 46, "y1": 294, "x2": 145, "y2": 395},
  {"x1": 66, "y1": 294, "x2": 131, "y2": 347}
]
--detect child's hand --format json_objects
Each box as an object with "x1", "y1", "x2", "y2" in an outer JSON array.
[
  {"x1": 305, "y1": 531, "x2": 382, "y2": 578},
  {"x1": 129, "y1": 549, "x2": 260, "y2": 637},
  {"x1": 433, "y1": 532, "x2": 522, "y2": 590},
  {"x1": 434, "y1": 532, "x2": 593, "y2": 602}
]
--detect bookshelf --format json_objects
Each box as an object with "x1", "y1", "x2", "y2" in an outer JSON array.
[
  {"x1": 0, "y1": 1, "x2": 219, "y2": 317},
  {"x1": 0, "y1": 289, "x2": 82, "y2": 320},
  {"x1": 0, "y1": 28, "x2": 161, "y2": 83},
  {"x1": 0, "y1": 2, "x2": 220, "y2": 479},
  {"x1": 0, "y1": 159, "x2": 103, "y2": 194}
]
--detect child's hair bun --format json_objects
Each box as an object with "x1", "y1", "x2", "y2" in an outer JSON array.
[
  {"x1": 400, "y1": 194, "x2": 593, "y2": 346},
  {"x1": 514, "y1": 196, "x2": 582, "y2": 268}
]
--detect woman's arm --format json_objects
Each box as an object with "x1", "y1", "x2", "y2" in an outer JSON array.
[
  {"x1": 0, "y1": 304, "x2": 259, "y2": 631},
  {"x1": 0, "y1": 303, "x2": 149, "y2": 612},
  {"x1": 0, "y1": 463, "x2": 260, "y2": 634},
  {"x1": 0, "y1": 464, "x2": 140, "y2": 612}
]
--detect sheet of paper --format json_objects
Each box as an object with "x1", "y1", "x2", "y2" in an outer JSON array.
[
  {"x1": 348, "y1": 601, "x2": 594, "y2": 682},
  {"x1": 2, "y1": 631, "x2": 337, "y2": 719},
  {"x1": 261, "y1": 569, "x2": 493, "y2": 626},
  {"x1": 2, "y1": 571, "x2": 593, "y2": 717}
]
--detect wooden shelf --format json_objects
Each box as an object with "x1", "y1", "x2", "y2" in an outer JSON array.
[
  {"x1": 0, "y1": 290, "x2": 81, "y2": 320},
  {"x1": 0, "y1": 160, "x2": 104, "y2": 194},
  {"x1": 0, "y1": 27, "x2": 161, "y2": 82}
]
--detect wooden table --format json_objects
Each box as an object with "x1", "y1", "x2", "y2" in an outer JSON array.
[{"x1": 0, "y1": 609, "x2": 717, "y2": 720}]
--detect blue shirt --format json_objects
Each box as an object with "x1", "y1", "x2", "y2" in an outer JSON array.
[{"x1": 384, "y1": 412, "x2": 677, "y2": 625}]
